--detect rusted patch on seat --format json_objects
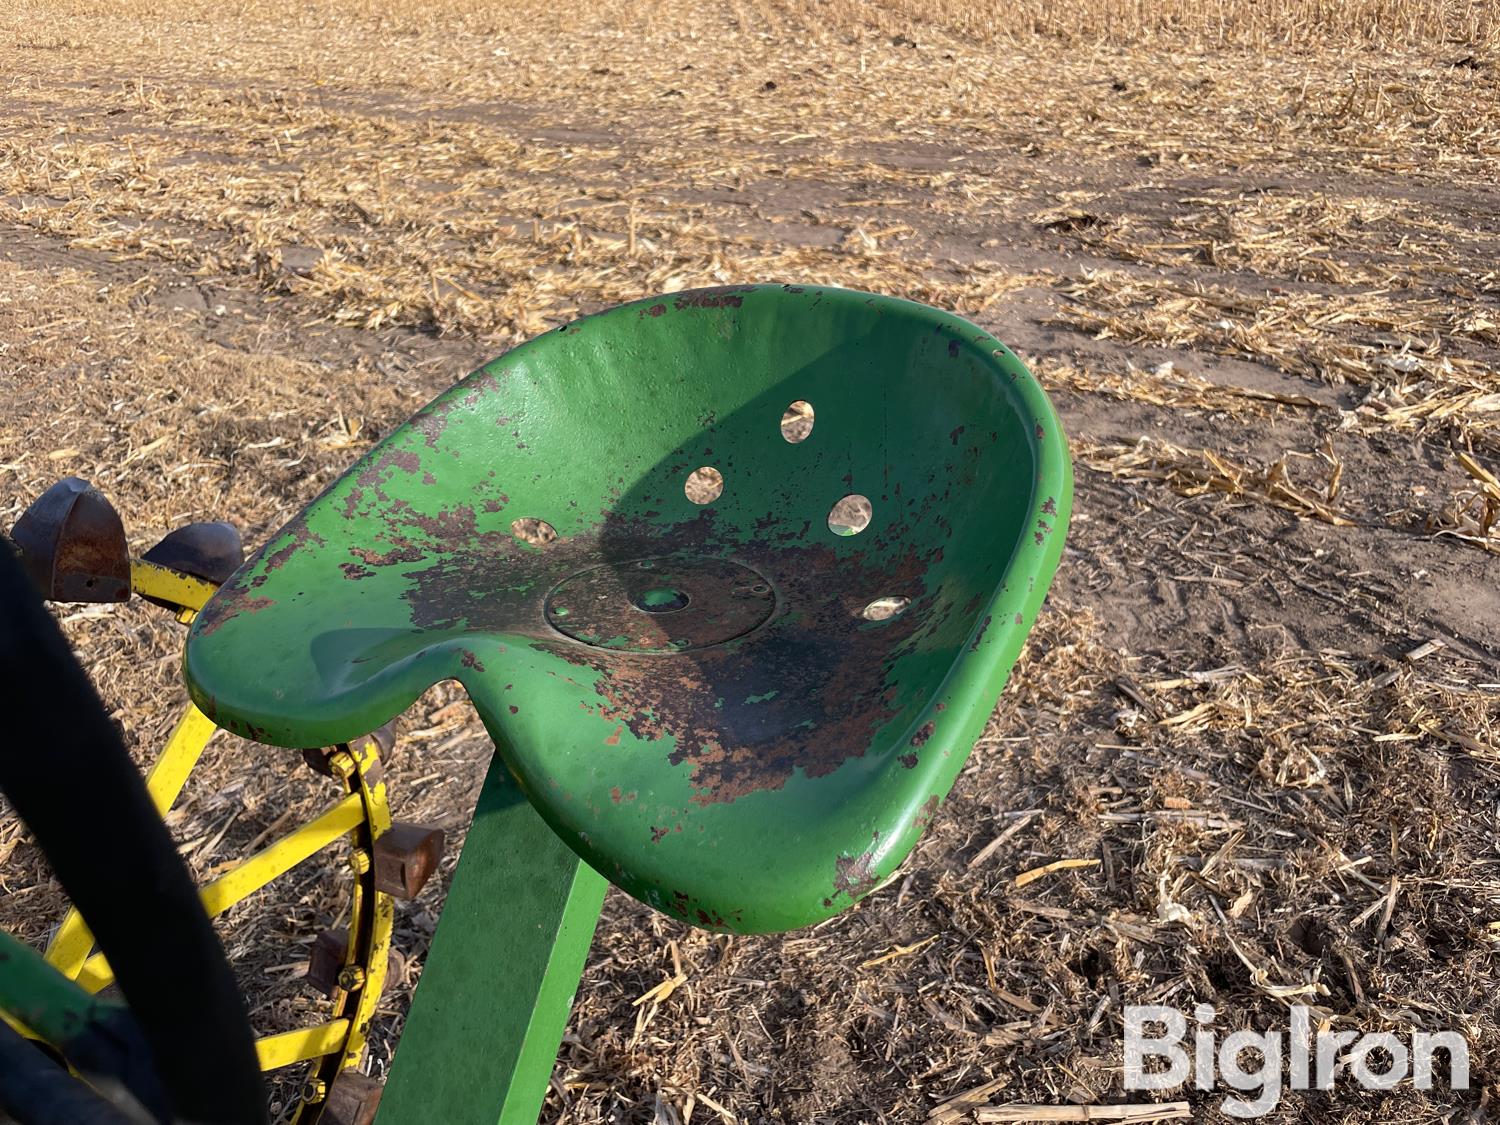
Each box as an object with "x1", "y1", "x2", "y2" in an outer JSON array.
[
  {"x1": 576, "y1": 533, "x2": 938, "y2": 806},
  {"x1": 672, "y1": 286, "x2": 752, "y2": 311},
  {"x1": 195, "y1": 591, "x2": 274, "y2": 636},
  {"x1": 347, "y1": 487, "x2": 977, "y2": 805},
  {"x1": 197, "y1": 517, "x2": 321, "y2": 634},
  {"x1": 260, "y1": 519, "x2": 324, "y2": 575},
  {"x1": 833, "y1": 836, "x2": 881, "y2": 900},
  {"x1": 350, "y1": 545, "x2": 424, "y2": 567}
]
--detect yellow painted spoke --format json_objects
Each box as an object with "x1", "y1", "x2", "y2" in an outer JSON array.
[
  {"x1": 46, "y1": 704, "x2": 218, "y2": 978},
  {"x1": 255, "y1": 1020, "x2": 350, "y2": 1071},
  {"x1": 144, "y1": 705, "x2": 219, "y2": 814},
  {"x1": 200, "y1": 794, "x2": 364, "y2": 917},
  {"x1": 42, "y1": 912, "x2": 94, "y2": 982},
  {"x1": 75, "y1": 958, "x2": 113, "y2": 995},
  {"x1": 128, "y1": 559, "x2": 218, "y2": 613},
  {"x1": 76, "y1": 793, "x2": 365, "y2": 994}
]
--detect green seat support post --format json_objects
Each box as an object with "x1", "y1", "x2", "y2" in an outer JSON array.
[{"x1": 374, "y1": 763, "x2": 605, "y2": 1124}]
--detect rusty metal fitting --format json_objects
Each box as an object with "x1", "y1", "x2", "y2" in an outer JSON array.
[
  {"x1": 305, "y1": 928, "x2": 349, "y2": 998},
  {"x1": 322, "y1": 1071, "x2": 383, "y2": 1125},
  {"x1": 10, "y1": 478, "x2": 131, "y2": 603},
  {"x1": 372, "y1": 822, "x2": 446, "y2": 900}
]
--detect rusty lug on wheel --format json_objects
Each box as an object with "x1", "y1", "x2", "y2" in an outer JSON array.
[
  {"x1": 308, "y1": 928, "x2": 403, "y2": 1000},
  {"x1": 319, "y1": 1070, "x2": 383, "y2": 1125},
  {"x1": 142, "y1": 521, "x2": 244, "y2": 584},
  {"x1": 8, "y1": 478, "x2": 131, "y2": 603},
  {"x1": 305, "y1": 927, "x2": 350, "y2": 998},
  {"x1": 373, "y1": 822, "x2": 445, "y2": 900}
]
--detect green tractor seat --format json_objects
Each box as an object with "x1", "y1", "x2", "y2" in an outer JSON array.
[{"x1": 185, "y1": 285, "x2": 1071, "y2": 934}]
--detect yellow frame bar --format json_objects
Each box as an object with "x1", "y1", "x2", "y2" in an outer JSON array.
[
  {"x1": 334, "y1": 735, "x2": 396, "y2": 1071},
  {"x1": 256, "y1": 1020, "x2": 351, "y2": 1071},
  {"x1": 144, "y1": 705, "x2": 220, "y2": 812},
  {"x1": 200, "y1": 794, "x2": 365, "y2": 918},
  {"x1": 76, "y1": 794, "x2": 366, "y2": 994},
  {"x1": 128, "y1": 559, "x2": 218, "y2": 614},
  {"x1": 46, "y1": 703, "x2": 218, "y2": 979}
]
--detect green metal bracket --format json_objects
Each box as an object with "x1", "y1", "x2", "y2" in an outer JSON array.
[
  {"x1": 0, "y1": 928, "x2": 126, "y2": 1052},
  {"x1": 376, "y1": 757, "x2": 606, "y2": 1125}
]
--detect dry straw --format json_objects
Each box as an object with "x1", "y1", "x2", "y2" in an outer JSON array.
[{"x1": 2, "y1": 0, "x2": 1498, "y2": 1120}]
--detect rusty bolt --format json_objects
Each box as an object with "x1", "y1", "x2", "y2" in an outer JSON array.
[
  {"x1": 373, "y1": 822, "x2": 446, "y2": 900},
  {"x1": 301, "y1": 746, "x2": 357, "y2": 779}
]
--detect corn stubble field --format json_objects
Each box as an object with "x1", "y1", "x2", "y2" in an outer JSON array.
[{"x1": 2, "y1": 0, "x2": 1499, "y2": 1120}]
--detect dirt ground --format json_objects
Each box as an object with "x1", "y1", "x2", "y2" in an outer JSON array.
[{"x1": 2, "y1": 1, "x2": 1498, "y2": 1121}]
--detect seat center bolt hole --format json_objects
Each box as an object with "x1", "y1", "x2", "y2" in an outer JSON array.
[{"x1": 634, "y1": 586, "x2": 691, "y2": 613}]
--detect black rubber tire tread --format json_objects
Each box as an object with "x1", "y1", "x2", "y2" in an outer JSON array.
[
  {"x1": 0, "y1": 1019, "x2": 140, "y2": 1125},
  {"x1": 0, "y1": 540, "x2": 266, "y2": 1124}
]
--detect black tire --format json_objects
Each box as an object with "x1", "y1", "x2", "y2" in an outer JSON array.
[{"x1": 0, "y1": 540, "x2": 266, "y2": 1125}]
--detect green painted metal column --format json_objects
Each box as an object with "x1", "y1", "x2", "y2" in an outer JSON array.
[{"x1": 376, "y1": 759, "x2": 606, "y2": 1124}]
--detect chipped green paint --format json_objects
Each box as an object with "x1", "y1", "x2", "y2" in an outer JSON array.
[{"x1": 185, "y1": 284, "x2": 1071, "y2": 934}]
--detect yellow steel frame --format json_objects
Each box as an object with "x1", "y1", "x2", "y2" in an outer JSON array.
[
  {"x1": 128, "y1": 559, "x2": 218, "y2": 619},
  {"x1": 38, "y1": 558, "x2": 397, "y2": 1110},
  {"x1": 71, "y1": 793, "x2": 368, "y2": 994},
  {"x1": 257, "y1": 1020, "x2": 352, "y2": 1070},
  {"x1": 320, "y1": 734, "x2": 395, "y2": 1091},
  {"x1": 45, "y1": 703, "x2": 219, "y2": 978}
]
